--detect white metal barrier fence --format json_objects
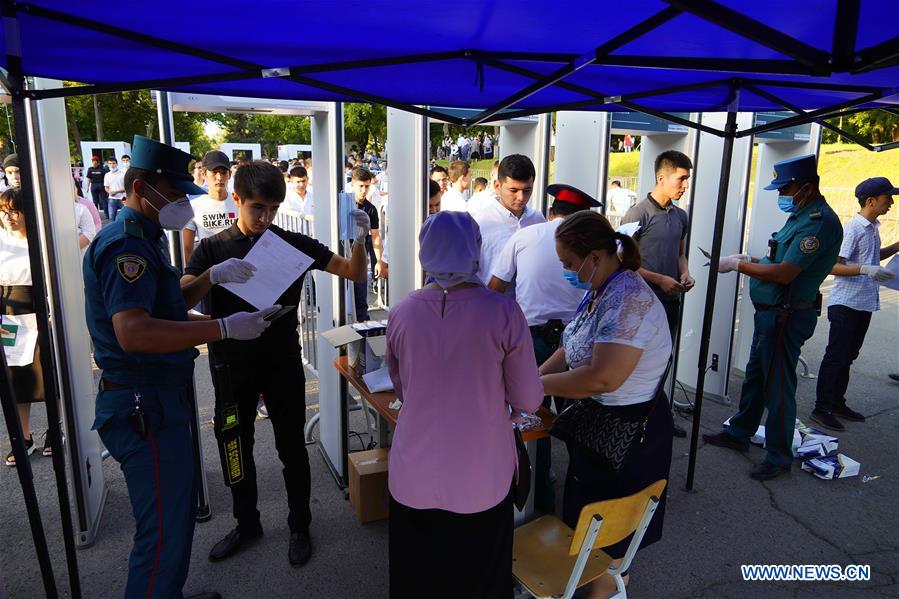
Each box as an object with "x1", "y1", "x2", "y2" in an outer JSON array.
[{"x1": 273, "y1": 208, "x2": 319, "y2": 374}]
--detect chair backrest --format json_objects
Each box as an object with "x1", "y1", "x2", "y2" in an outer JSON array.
[{"x1": 568, "y1": 479, "x2": 667, "y2": 555}]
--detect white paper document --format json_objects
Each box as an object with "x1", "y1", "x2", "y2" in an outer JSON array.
[
  {"x1": 222, "y1": 229, "x2": 314, "y2": 310},
  {"x1": 2, "y1": 313, "x2": 39, "y2": 367},
  {"x1": 880, "y1": 255, "x2": 899, "y2": 291},
  {"x1": 616, "y1": 222, "x2": 641, "y2": 238}
]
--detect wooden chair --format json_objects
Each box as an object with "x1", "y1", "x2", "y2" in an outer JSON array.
[{"x1": 513, "y1": 479, "x2": 667, "y2": 599}]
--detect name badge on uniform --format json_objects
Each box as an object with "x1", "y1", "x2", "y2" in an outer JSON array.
[
  {"x1": 799, "y1": 236, "x2": 820, "y2": 254},
  {"x1": 115, "y1": 255, "x2": 148, "y2": 283}
]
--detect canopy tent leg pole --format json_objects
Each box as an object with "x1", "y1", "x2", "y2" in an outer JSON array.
[
  {"x1": 156, "y1": 89, "x2": 212, "y2": 522},
  {"x1": 5, "y1": 16, "x2": 83, "y2": 589},
  {"x1": 0, "y1": 349, "x2": 58, "y2": 598},
  {"x1": 685, "y1": 109, "x2": 738, "y2": 491}
]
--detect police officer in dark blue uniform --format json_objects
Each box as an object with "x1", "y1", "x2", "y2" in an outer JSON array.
[
  {"x1": 703, "y1": 154, "x2": 842, "y2": 481},
  {"x1": 84, "y1": 135, "x2": 280, "y2": 599}
]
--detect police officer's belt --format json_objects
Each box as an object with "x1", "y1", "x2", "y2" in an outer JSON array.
[
  {"x1": 99, "y1": 378, "x2": 129, "y2": 391},
  {"x1": 753, "y1": 301, "x2": 815, "y2": 312}
]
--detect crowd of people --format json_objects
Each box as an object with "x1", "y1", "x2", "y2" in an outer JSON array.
[
  {"x1": 436, "y1": 131, "x2": 494, "y2": 161},
  {"x1": 0, "y1": 134, "x2": 896, "y2": 599}
]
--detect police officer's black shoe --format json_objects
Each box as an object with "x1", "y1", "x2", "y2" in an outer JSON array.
[
  {"x1": 809, "y1": 409, "x2": 845, "y2": 432},
  {"x1": 702, "y1": 431, "x2": 749, "y2": 452},
  {"x1": 288, "y1": 530, "x2": 312, "y2": 566},
  {"x1": 749, "y1": 462, "x2": 790, "y2": 481},
  {"x1": 186, "y1": 593, "x2": 222, "y2": 599},
  {"x1": 209, "y1": 526, "x2": 263, "y2": 562},
  {"x1": 833, "y1": 404, "x2": 865, "y2": 422}
]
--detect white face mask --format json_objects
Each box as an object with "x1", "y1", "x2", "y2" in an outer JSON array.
[
  {"x1": 121, "y1": 161, "x2": 130, "y2": 169},
  {"x1": 143, "y1": 182, "x2": 193, "y2": 230},
  {"x1": 108, "y1": 165, "x2": 118, "y2": 172}
]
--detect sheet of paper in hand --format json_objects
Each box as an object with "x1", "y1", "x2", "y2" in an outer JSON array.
[
  {"x1": 1, "y1": 313, "x2": 38, "y2": 367},
  {"x1": 222, "y1": 229, "x2": 314, "y2": 309},
  {"x1": 338, "y1": 192, "x2": 356, "y2": 241}
]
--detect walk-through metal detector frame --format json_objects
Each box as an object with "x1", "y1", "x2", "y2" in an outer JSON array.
[{"x1": 4, "y1": 2, "x2": 899, "y2": 596}]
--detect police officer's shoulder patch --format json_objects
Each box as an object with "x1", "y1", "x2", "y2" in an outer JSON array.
[
  {"x1": 115, "y1": 254, "x2": 148, "y2": 282},
  {"x1": 799, "y1": 236, "x2": 820, "y2": 254}
]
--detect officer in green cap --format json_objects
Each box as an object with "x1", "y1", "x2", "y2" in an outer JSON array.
[
  {"x1": 83, "y1": 135, "x2": 279, "y2": 599},
  {"x1": 702, "y1": 154, "x2": 842, "y2": 481}
]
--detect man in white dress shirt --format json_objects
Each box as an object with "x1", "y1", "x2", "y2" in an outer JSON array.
[
  {"x1": 440, "y1": 160, "x2": 471, "y2": 212},
  {"x1": 470, "y1": 154, "x2": 545, "y2": 287}
]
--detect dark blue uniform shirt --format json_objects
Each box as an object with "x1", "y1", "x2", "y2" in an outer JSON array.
[
  {"x1": 83, "y1": 206, "x2": 198, "y2": 387},
  {"x1": 750, "y1": 196, "x2": 842, "y2": 305}
]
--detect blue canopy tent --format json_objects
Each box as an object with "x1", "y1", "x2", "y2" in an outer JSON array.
[{"x1": 2, "y1": 1, "x2": 898, "y2": 597}]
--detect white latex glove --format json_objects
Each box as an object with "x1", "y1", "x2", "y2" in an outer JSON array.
[
  {"x1": 220, "y1": 305, "x2": 280, "y2": 340},
  {"x1": 351, "y1": 208, "x2": 371, "y2": 240},
  {"x1": 210, "y1": 258, "x2": 256, "y2": 285},
  {"x1": 859, "y1": 264, "x2": 896, "y2": 282},
  {"x1": 718, "y1": 255, "x2": 744, "y2": 273}
]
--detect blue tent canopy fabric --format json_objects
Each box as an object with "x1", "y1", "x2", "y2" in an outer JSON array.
[{"x1": 6, "y1": 0, "x2": 898, "y2": 128}]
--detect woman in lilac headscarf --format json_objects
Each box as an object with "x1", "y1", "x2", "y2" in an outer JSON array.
[{"x1": 385, "y1": 211, "x2": 543, "y2": 598}]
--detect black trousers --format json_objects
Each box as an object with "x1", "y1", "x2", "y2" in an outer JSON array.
[
  {"x1": 211, "y1": 358, "x2": 312, "y2": 533},
  {"x1": 660, "y1": 297, "x2": 681, "y2": 343},
  {"x1": 815, "y1": 304, "x2": 872, "y2": 413},
  {"x1": 90, "y1": 184, "x2": 107, "y2": 213},
  {"x1": 389, "y1": 488, "x2": 514, "y2": 599}
]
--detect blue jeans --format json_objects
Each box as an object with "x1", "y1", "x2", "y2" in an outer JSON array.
[{"x1": 107, "y1": 198, "x2": 124, "y2": 221}]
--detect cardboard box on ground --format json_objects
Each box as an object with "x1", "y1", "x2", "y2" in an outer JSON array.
[{"x1": 349, "y1": 449, "x2": 390, "y2": 523}]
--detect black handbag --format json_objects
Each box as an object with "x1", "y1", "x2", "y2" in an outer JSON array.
[
  {"x1": 513, "y1": 427, "x2": 531, "y2": 511},
  {"x1": 550, "y1": 357, "x2": 672, "y2": 473}
]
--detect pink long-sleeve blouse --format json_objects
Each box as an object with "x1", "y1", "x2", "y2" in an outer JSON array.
[{"x1": 386, "y1": 286, "x2": 544, "y2": 514}]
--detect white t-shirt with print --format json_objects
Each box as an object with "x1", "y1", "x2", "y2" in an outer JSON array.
[
  {"x1": 186, "y1": 194, "x2": 238, "y2": 240},
  {"x1": 0, "y1": 229, "x2": 31, "y2": 285},
  {"x1": 562, "y1": 270, "x2": 671, "y2": 406}
]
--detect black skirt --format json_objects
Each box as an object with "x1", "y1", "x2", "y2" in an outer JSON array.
[
  {"x1": 389, "y1": 487, "x2": 514, "y2": 599},
  {"x1": 2, "y1": 285, "x2": 45, "y2": 404},
  {"x1": 562, "y1": 392, "x2": 673, "y2": 559}
]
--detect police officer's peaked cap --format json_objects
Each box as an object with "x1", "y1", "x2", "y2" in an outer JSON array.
[
  {"x1": 546, "y1": 183, "x2": 603, "y2": 209},
  {"x1": 764, "y1": 154, "x2": 817, "y2": 191},
  {"x1": 130, "y1": 135, "x2": 206, "y2": 195}
]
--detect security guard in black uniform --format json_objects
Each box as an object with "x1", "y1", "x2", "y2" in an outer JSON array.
[
  {"x1": 84, "y1": 135, "x2": 278, "y2": 598},
  {"x1": 703, "y1": 154, "x2": 842, "y2": 481}
]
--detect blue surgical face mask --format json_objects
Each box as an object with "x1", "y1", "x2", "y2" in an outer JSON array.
[
  {"x1": 777, "y1": 194, "x2": 795, "y2": 213},
  {"x1": 563, "y1": 258, "x2": 596, "y2": 290}
]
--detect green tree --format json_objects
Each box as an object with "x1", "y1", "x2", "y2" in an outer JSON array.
[
  {"x1": 62, "y1": 87, "x2": 217, "y2": 160},
  {"x1": 821, "y1": 110, "x2": 899, "y2": 144},
  {"x1": 344, "y1": 103, "x2": 387, "y2": 156},
  {"x1": 215, "y1": 113, "x2": 311, "y2": 158}
]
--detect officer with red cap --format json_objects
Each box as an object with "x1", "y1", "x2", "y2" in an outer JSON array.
[{"x1": 488, "y1": 183, "x2": 600, "y2": 513}]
